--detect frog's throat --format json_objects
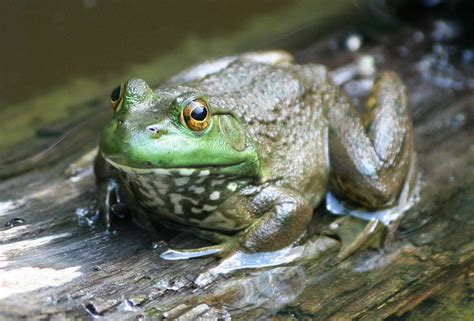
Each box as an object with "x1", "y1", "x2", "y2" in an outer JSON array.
[{"x1": 103, "y1": 156, "x2": 245, "y2": 176}]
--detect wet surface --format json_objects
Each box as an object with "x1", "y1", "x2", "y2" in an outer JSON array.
[{"x1": 0, "y1": 1, "x2": 473, "y2": 320}]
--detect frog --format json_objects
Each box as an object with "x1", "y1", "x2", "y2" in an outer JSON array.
[{"x1": 95, "y1": 50, "x2": 417, "y2": 261}]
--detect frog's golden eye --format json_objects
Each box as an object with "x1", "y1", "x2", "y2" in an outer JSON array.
[
  {"x1": 180, "y1": 98, "x2": 211, "y2": 131},
  {"x1": 110, "y1": 84, "x2": 125, "y2": 111}
]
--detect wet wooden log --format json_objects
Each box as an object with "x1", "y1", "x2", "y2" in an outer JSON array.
[{"x1": 1, "y1": 16, "x2": 473, "y2": 321}]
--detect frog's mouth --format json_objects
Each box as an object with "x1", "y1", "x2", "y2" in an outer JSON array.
[{"x1": 104, "y1": 155, "x2": 248, "y2": 176}]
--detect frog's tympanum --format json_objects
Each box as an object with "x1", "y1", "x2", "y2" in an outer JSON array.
[{"x1": 96, "y1": 51, "x2": 417, "y2": 261}]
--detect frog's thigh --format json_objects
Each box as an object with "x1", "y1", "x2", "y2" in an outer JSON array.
[
  {"x1": 328, "y1": 71, "x2": 414, "y2": 208},
  {"x1": 239, "y1": 187, "x2": 312, "y2": 253}
]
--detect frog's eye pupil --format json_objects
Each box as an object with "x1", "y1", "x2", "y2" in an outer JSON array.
[
  {"x1": 191, "y1": 106, "x2": 207, "y2": 121},
  {"x1": 110, "y1": 85, "x2": 121, "y2": 102}
]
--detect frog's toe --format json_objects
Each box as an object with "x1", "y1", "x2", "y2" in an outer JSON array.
[
  {"x1": 160, "y1": 244, "x2": 226, "y2": 260},
  {"x1": 326, "y1": 216, "x2": 385, "y2": 262}
]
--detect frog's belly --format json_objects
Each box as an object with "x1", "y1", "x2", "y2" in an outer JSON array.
[{"x1": 120, "y1": 168, "x2": 249, "y2": 231}]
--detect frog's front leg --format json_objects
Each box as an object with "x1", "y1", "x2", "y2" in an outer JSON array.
[
  {"x1": 95, "y1": 153, "x2": 159, "y2": 234},
  {"x1": 94, "y1": 152, "x2": 121, "y2": 230},
  {"x1": 237, "y1": 187, "x2": 312, "y2": 253},
  {"x1": 160, "y1": 186, "x2": 312, "y2": 260},
  {"x1": 327, "y1": 71, "x2": 417, "y2": 259}
]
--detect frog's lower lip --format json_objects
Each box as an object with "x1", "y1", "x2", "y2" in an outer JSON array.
[{"x1": 104, "y1": 156, "x2": 244, "y2": 175}]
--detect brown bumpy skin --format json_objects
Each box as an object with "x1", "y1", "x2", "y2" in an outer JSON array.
[{"x1": 327, "y1": 71, "x2": 414, "y2": 209}]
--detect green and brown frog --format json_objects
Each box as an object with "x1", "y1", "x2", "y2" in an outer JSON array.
[{"x1": 95, "y1": 51, "x2": 417, "y2": 261}]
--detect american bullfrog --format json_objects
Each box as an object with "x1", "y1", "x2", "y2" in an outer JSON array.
[{"x1": 95, "y1": 51, "x2": 417, "y2": 261}]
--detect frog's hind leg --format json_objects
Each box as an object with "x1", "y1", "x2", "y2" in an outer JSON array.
[
  {"x1": 327, "y1": 71, "x2": 417, "y2": 259},
  {"x1": 328, "y1": 71, "x2": 415, "y2": 209}
]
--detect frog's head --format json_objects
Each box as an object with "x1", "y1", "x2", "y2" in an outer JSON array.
[{"x1": 100, "y1": 79, "x2": 260, "y2": 178}]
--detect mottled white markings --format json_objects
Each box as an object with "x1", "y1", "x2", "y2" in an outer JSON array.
[
  {"x1": 104, "y1": 158, "x2": 172, "y2": 175},
  {"x1": 169, "y1": 193, "x2": 184, "y2": 214},
  {"x1": 136, "y1": 185, "x2": 155, "y2": 199},
  {"x1": 169, "y1": 193, "x2": 199, "y2": 215},
  {"x1": 191, "y1": 207, "x2": 203, "y2": 214},
  {"x1": 196, "y1": 177, "x2": 207, "y2": 184},
  {"x1": 155, "y1": 181, "x2": 169, "y2": 195},
  {"x1": 178, "y1": 169, "x2": 195, "y2": 176},
  {"x1": 198, "y1": 170, "x2": 210, "y2": 177},
  {"x1": 191, "y1": 204, "x2": 218, "y2": 214},
  {"x1": 173, "y1": 177, "x2": 190, "y2": 186},
  {"x1": 202, "y1": 205, "x2": 218, "y2": 212},
  {"x1": 174, "y1": 203, "x2": 183, "y2": 215},
  {"x1": 227, "y1": 182, "x2": 238, "y2": 191},
  {"x1": 137, "y1": 177, "x2": 153, "y2": 192},
  {"x1": 154, "y1": 168, "x2": 173, "y2": 175},
  {"x1": 143, "y1": 195, "x2": 165, "y2": 207},
  {"x1": 189, "y1": 185, "x2": 205, "y2": 194},
  {"x1": 211, "y1": 179, "x2": 225, "y2": 187},
  {"x1": 199, "y1": 211, "x2": 237, "y2": 230},
  {"x1": 210, "y1": 191, "x2": 220, "y2": 200}
]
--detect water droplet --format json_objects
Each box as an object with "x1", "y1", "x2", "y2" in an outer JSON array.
[
  {"x1": 5, "y1": 218, "x2": 25, "y2": 228},
  {"x1": 346, "y1": 34, "x2": 363, "y2": 52}
]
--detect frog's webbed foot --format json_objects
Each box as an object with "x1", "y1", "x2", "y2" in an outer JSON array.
[
  {"x1": 160, "y1": 244, "x2": 228, "y2": 260},
  {"x1": 326, "y1": 216, "x2": 385, "y2": 262},
  {"x1": 159, "y1": 223, "x2": 236, "y2": 260}
]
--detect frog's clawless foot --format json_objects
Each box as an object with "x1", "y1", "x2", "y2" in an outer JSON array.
[
  {"x1": 158, "y1": 221, "x2": 235, "y2": 260},
  {"x1": 160, "y1": 245, "x2": 226, "y2": 260},
  {"x1": 326, "y1": 216, "x2": 385, "y2": 262}
]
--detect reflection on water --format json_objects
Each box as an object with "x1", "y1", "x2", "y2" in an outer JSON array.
[
  {"x1": 212, "y1": 266, "x2": 307, "y2": 315},
  {"x1": 195, "y1": 237, "x2": 336, "y2": 286}
]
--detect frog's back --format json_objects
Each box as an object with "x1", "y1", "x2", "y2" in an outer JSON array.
[{"x1": 186, "y1": 59, "x2": 335, "y2": 206}]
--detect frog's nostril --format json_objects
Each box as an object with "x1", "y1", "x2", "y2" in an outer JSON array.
[
  {"x1": 147, "y1": 125, "x2": 167, "y2": 138},
  {"x1": 147, "y1": 126, "x2": 158, "y2": 132}
]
